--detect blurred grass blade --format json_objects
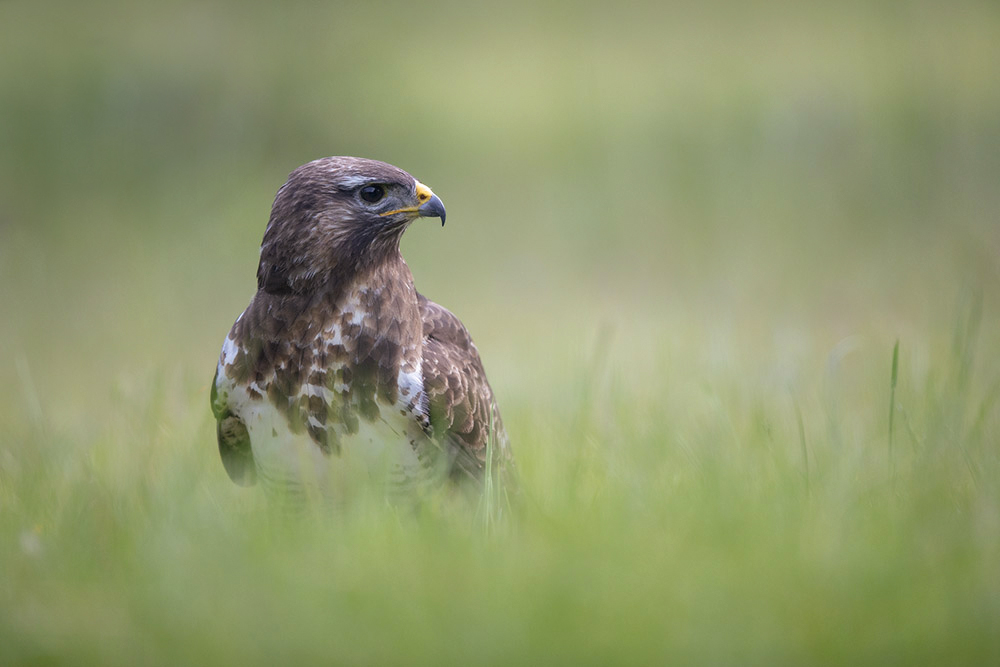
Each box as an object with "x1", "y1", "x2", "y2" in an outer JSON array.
[
  {"x1": 888, "y1": 339, "x2": 899, "y2": 474},
  {"x1": 794, "y1": 398, "x2": 809, "y2": 497}
]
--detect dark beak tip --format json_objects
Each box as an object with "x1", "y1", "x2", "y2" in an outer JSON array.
[{"x1": 418, "y1": 194, "x2": 447, "y2": 226}]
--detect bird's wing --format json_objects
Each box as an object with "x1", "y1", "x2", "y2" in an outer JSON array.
[
  {"x1": 210, "y1": 367, "x2": 257, "y2": 486},
  {"x1": 418, "y1": 293, "x2": 510, "y2": 484}
]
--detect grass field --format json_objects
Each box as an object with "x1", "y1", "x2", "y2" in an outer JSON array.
[{"x1": 1, "y1": 1, "x2": 999, "y2": 664}]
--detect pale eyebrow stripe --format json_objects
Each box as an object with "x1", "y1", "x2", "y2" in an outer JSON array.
[{"x1": 335, "y1": 174, "x2": 371, "y2": 189}]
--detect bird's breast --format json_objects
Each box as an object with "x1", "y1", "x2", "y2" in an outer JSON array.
[
  {"x1": 217, "y1": 275, "x2": 432, "y2": 498},
  {"x1": 223, "y1": 355, "x2": 434, "y2": 500}
]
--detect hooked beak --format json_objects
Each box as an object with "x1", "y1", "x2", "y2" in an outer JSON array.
[
  {"x1": 415, "y1": 181, "x2": 446, "y2": 226},
  {"x1": 418, "y1": 193, "x2": 446, "y2": 226},
  {"x1": 378, "y1": 180, "x2": 447, "y2": 226}
]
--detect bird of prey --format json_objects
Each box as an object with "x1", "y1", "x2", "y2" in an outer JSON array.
[{"x1": 211, "y1": 157, "x2": 512, "y2": 503}]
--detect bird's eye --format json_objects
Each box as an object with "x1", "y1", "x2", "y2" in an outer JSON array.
[{"x1": 359, "y1": 184, "x2": 386, "y2": 204}]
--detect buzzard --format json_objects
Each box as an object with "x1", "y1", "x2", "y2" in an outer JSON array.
[{"x1": 210, "y1": 157, "x2": 512, "y2": 502}]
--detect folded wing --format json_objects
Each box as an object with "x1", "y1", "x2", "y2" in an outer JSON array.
[{"x1": 418, "y1": 293, "x2": 511, "y2": 484}]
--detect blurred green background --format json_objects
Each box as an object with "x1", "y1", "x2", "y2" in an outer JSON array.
[{"x1": 1, "y1": 0, "x2": 999, "y2": 664}]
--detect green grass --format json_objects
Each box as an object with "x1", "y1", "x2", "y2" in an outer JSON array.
[
  {"x1": 2, "y1": 313, "x2": 998, "y2": 664},
  {"x1": 1, "y1": 0, "x2": 1000, "y2": 664}
]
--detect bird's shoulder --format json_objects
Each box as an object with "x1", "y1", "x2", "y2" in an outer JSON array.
[{"x1": 418, "y1": 292, "x2": 475, "y2": 350}]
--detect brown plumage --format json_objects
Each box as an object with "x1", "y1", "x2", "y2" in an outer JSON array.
[{"x1": 210, "y1": 157, "x2": 512, "y2": 499}]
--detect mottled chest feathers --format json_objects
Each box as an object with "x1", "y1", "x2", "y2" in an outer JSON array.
[{"x1": 222, "y1": 277, "x2": 424, "y2": 454}]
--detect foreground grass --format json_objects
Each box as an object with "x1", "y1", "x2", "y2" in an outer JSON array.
[{"x1": 2, "y1": 311, "x2": 998, "y2": 665}]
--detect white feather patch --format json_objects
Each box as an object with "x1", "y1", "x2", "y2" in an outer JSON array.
[
  {"x1": 220, "y1": 335, "x2": 240, "y2": 365},
  {"x1": 334, "y1": 174, "x2": 372, "y2": 189}
]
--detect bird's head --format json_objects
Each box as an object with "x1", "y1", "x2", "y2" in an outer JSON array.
[{"x1": 256, "y1": 156, "x2": 447, "y2": 295}]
